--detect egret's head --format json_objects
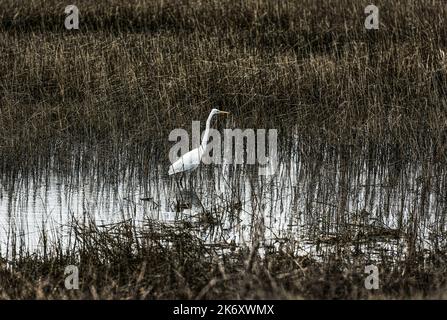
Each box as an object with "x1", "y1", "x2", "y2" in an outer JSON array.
[{"x1": 211, "y1": 108, "x2": 230, "y2": 116}]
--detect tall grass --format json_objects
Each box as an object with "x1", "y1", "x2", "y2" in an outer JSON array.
[
  {"x1": 1, "y1": 0, "x2": 447, "y2": 299},
  {"x1": 0, "y1": 0, "x2": 446, "y2": 166},
  {"x1": 1, "y1": 218, "x2": 447, "y2": 299}
]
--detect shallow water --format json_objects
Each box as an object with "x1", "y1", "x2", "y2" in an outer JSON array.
[{"x1": 0, "y1": 148, "x2": 446, "y2": 263}]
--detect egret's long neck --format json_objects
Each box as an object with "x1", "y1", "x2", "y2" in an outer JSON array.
[{"x1": 200, "y1": 112, "x2": 214, "y2": 154}]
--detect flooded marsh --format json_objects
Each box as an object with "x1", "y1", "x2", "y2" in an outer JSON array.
[{"x1": 1, "y1": 0, "x2": 447, "y2": 299}]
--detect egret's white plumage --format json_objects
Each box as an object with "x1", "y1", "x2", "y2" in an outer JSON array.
[
  {"x1": 168, "y1": 147, "x2": 201, "y2": 175},
  {"x1": 168, "y1": 108, "x2": 229, "y2": 175}
]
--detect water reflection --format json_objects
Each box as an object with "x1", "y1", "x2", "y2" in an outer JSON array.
[{"x1": 0, "y1": 149, "x2": 446, "y2": 263}]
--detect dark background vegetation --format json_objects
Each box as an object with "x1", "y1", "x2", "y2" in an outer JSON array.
[{"x1": 1, "y1": 0, "x2": 447, "y2": 164}]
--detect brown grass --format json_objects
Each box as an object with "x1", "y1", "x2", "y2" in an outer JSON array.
[{"x1": 1, "y1": 0, "x2": 447, "y2": 299}]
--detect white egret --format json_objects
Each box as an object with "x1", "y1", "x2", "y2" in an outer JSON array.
[{"x1": 168, "y1": 108, "x2": 230, "y2": 175}]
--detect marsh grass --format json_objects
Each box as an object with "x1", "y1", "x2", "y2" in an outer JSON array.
[
  {"x1": 1, "y1": 0, "x2": 447, "y2": 299},
  {"x1": 1, "y1": 217, "x2": 447, "y2": 299},
  {"x1": 1, "y1": 0, "x2": 447, "y2": 165},
  {"x1": 1, "y1": 153, "x2": 447, "y2": 299}
]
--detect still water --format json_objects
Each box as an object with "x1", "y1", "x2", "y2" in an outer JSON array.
[{"x1": 0, "y1": 149, "x2": 445, "y2": 262}]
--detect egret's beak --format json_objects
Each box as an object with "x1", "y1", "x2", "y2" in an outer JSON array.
[{"x1": 219, "y1": 111, "x2": 230, "y2": 115}]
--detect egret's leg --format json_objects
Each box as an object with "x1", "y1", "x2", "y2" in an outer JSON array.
[
  {"x1": 190, "y1": 170, "x2": 201, "y2": 210},
  {"x1": 174, "y1": 174, "x2": 182, "y2": 192},
  {"x1": 182, "y1": 172, "x2": 188, "y2": 190},
  {"x1": 188, "y1": 171, "x2": 194, "y2": 191},
  {"x1": 179, "y1": 173, "x2": 187, "y2": 201},
  {"x1": 179, "y1": 172, "x2": 183, "y2": 187},
  {"x1": 173, "y1": 174, "x2": 182, "y2": 210}
]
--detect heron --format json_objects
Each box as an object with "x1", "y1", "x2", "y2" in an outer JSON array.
[{"x1": 168, "y1": 108, "x2": 230, "y2": 176}]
